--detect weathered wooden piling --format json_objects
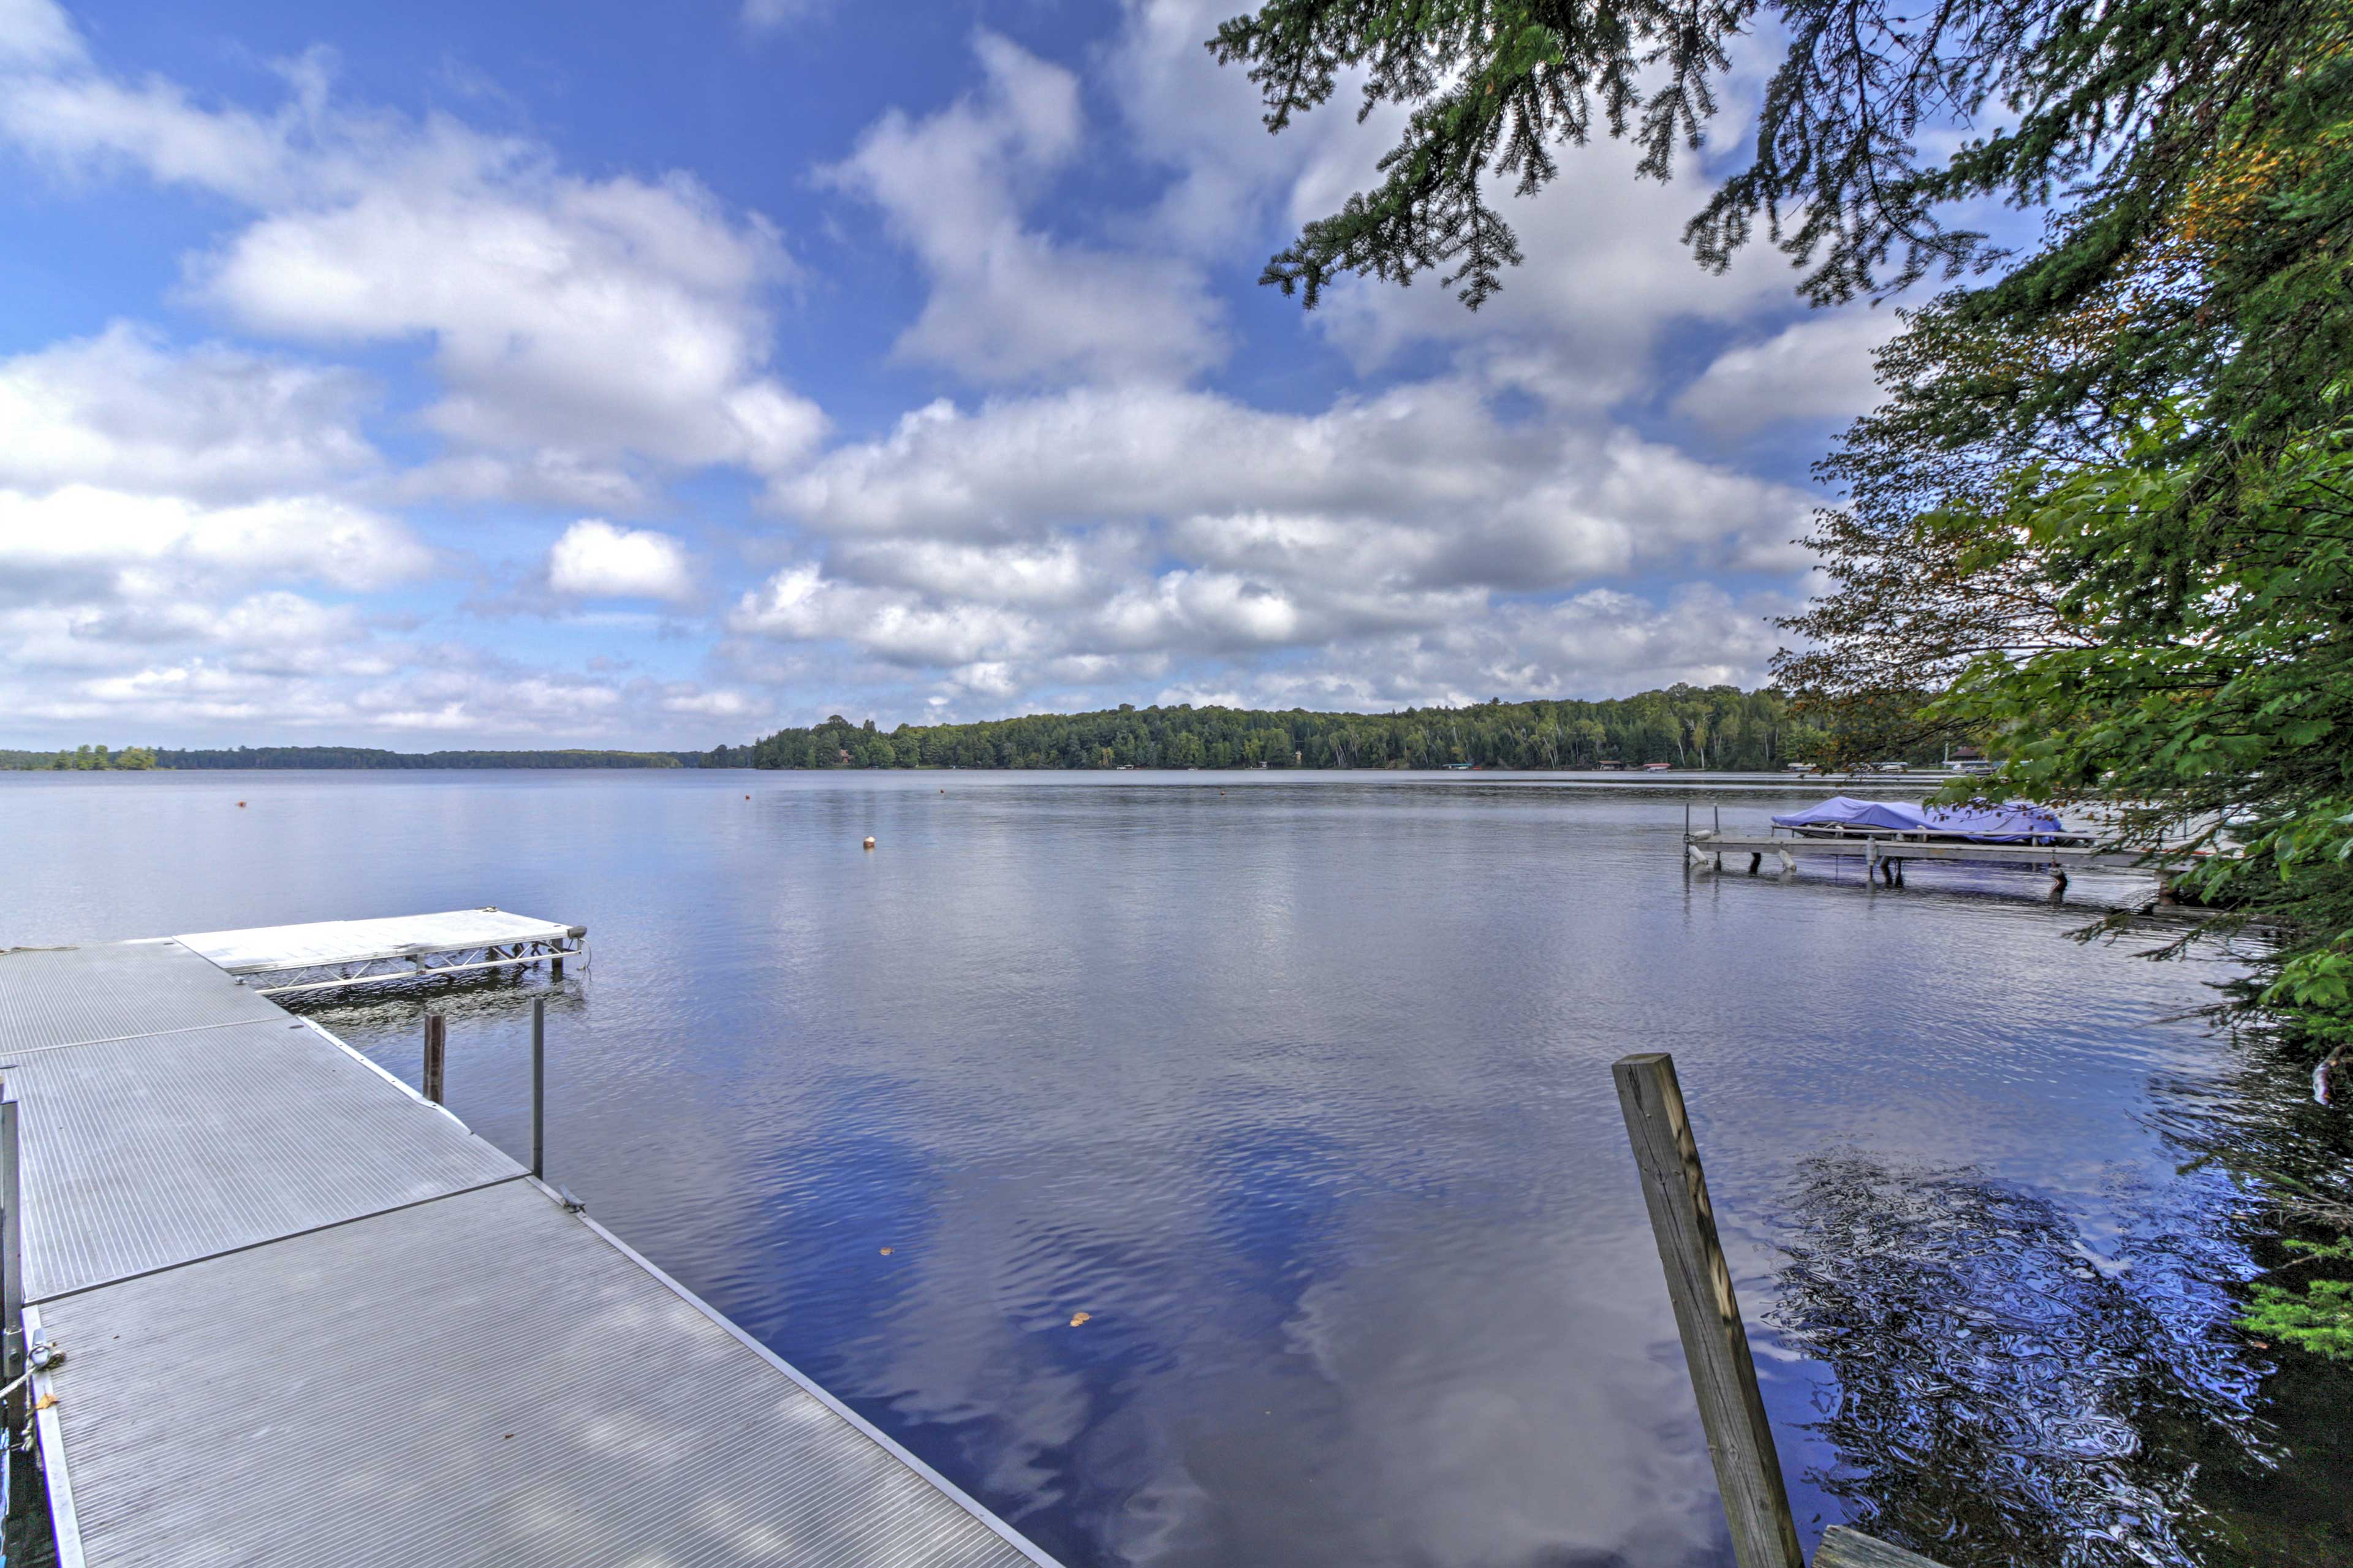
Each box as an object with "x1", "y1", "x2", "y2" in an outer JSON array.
[
  {"x1": 422, "y1": 1012, "x2": 447, "y2": 1105},
  {"x1": 1612, "y1": 1052, "x2": 1805, "y2": 1568},
  {"x1": 1615, "y1": 1053, "x2": 1955, "y2": 1568}
]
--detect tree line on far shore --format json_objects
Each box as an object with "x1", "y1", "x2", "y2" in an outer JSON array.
[
  {"x1": 1, "y1": 744, "x2": 161, "y2": 770},
  {"x1": 749, "y1": 686, "x2": 1860, "y2": 772}
]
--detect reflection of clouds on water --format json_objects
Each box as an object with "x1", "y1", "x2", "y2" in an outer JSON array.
[
  {"x1": 1770, "y1": 1154, "x2": 2266, "y2": 1568},
  {"x1": 34, "y1": 772, "x2": 2336, "y2": 1568}
]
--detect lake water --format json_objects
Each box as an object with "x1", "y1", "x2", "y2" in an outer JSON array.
[{"x1": 3, "y1": 770, "x2": 2346, "y2": 1567}]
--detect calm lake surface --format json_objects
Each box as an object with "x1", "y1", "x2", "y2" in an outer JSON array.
[{"x1": 4, "y1": 770, "x2": 2346, "y2": 1568}]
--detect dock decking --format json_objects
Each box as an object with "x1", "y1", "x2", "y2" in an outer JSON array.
[
  {"x1": 176, "y1": 907, "x2": 588, "y2": 995},
  {"x1": 0, "y1": 923, "x2": 1057, "y2": 1568}
]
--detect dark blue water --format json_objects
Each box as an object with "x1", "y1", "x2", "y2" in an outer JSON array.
[{"x1": 3, "y1": 770, "x2": 2342, "y2": 1567}]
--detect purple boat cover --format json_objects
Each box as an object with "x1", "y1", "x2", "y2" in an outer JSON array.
[{"x1": 1771, "y1": 795, "x2": 2067, "y2": 843}]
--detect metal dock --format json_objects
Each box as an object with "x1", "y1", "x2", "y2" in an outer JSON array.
[
  {"x1": 176, "y1": 906, "x2": 588, "y2": 996},
  {"x1": 0, "y1": 919, "x2": 1057, "y2": 1568}
]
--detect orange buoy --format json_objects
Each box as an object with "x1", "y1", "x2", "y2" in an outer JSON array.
[
  {"x1": 237, "y1": 801, "x2": 246, "y2": 808},
  {"x1": 862, "y1": 836, "x2": 876, "y2": 850}
]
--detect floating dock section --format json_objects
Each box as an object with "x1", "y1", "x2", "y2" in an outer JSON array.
[
  {"x1": 0, "y1": 920, "x2": 1056, "y2": 1568},
  {"x1": 176, "y1": 907, "x2": 588, "y2": 996}
]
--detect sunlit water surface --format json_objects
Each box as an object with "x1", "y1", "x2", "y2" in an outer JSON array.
[{"x1": 3, "y1": 770, "x2": 2344, "y2": 1568}]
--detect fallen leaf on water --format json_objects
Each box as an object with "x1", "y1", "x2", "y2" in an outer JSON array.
[
  {"x1": 879, "y1": 1246, "x2": 893, "y2": 1256},
  {"x1": 32, "y1": 1394, "x2": 56, "y2": 1412},
  {"x1": 1069, "y1": 1311, "x2": 1092, "y2": 1327}
]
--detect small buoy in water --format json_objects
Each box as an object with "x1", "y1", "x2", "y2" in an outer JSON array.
[
  {"x1": 744, "y1": 794, "x2": 750, "y2": 800},
  {"x1": 237, "y1": 801, "x2": 246, "y2": 808},
  {"x1": 863, "y1": 836, "x2": 876, "y2": 850}
]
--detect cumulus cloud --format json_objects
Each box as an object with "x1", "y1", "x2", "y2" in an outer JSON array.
[
  {"x1": 0, "y1": 0, "x2": 1842, "y2": 743},
  {"x1": 0, "y1": 2, "x2": 825, "y2": 501},
  {"x1": 773, "y1": 381, "x2": 1810, "y2": 578},
  {"x1": 1674, "y1": 312, "x2": 1898, "y2": 434},
  {"x1": 826, "y1": 31, "x2": 1227, "y2": 385},
  {"x1": 0, "y1": 323, "x2": 377, "y2": 499},
  {"x1": 0, "y1": 486, "x2": 430, "y2": 603},
  {"x1": 545, "y1": 520, "x2": 695, "y2": 603},
  {"x1": 194, "y1": 146, "x2": 825, "y2": 475}
]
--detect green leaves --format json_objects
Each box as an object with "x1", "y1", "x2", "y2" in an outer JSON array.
[{"x1": 2241, "y1": 1238, "x2": 2353, "y2": 1362}]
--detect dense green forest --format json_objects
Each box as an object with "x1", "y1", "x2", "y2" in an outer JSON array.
[
  {"x1": 750, "y1": 686, "x2": 1851, "y2": 771},
  {"x1": 0, "y1": 744, "x2": 161, "y2": 770}
]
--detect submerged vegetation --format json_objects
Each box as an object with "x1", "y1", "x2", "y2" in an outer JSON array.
[{"x1": 748, "y1": 686, "x2": 1833, "y2": 771}]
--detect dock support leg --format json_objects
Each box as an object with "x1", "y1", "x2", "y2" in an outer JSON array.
[
  {"x1": 531, "y1": 999, "x2": 545, "y2": 1179},
  {"x1": 1748, "y1": 852, "x2": 1761, "y2": 876},
  {"x1": 551, "y1": 950, "x2": 564, "y2": 979},
  {"x1": 423, "y1": 1013, "x2": 447, "y2": 1105},
  {"x1": 1, "y1": 1095, "x2": 20, "y2": 1442},
  {"x1": 1612, "y1": 1055, "x2": 1805, "y2": 1568}
]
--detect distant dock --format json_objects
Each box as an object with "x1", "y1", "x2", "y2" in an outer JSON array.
[
  {"x1": 1684, "y1": 828, "x2": 2179, "y2": 898},
  {"x1": 0, "y1": 912, "x2": 1056, "y2": 1568}
]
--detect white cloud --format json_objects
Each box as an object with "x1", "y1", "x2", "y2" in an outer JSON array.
[
  {"x1": 773, "y1": 380, "x2": 1810, "y2": 581},
  {"x1": 0, "y1": 8, "x2": 825, "y2": 496},
  {"x1": 0, "y1": 486, "x2": 431, "y2": 600},
  {"x1": 1674, "y1": 312, "x2": 1898, "y2": 433},
  {"x1": 741, "y1": 0, "x2": 827, "y2": 28},
  {"x1": 546, "y1": 519, "x2": 695, "y2": 603},
  {"x1": 0, "y1": 0, "x2": 1842, "y2": 743},
  {"x1": 827, "y1": 31, "x2": 1227, "y2": 385},
  {"x1": 0, "y1": 0, "x2": 80, "y2": 69},
  {"x1": 192, "y1": 137, "x2": 825, "y2": 477},
  {"x1": 661, "y1": 685, "x2": 756, "y2": 718},
  {"x1": 0, "y1": 323, "x2": 376, "y2": 499}
]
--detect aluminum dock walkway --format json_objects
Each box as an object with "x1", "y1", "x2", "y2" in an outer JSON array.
[{"x1": 0, "y1": 926, "x2": 1056, "y2": 1568}]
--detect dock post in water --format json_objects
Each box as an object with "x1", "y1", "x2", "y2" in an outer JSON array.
[
  {"x1": 1, "y1": 1093, "x2": 20, "y2": 1438},
  {"x1": 422, "y1": 1012, "x2": 447, "y2": 1105},
  {"x1": 531, "y1": 998, "x2": 546, "y2": 1178},
  {"x1": 1612, "y1": 1053, "x2": 1805, "y2": 1568}
]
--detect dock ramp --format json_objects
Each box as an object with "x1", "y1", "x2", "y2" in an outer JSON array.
[{"x1": 0, "y1": 925, "x2": 1055, "y2": 1568}]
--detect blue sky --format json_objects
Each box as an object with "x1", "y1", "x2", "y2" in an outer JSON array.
[{"x1": 0, "y1": 0, "x2": 1901, "y2": 749}]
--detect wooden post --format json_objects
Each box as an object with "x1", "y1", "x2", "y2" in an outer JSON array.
[
  {"x1": 1612, "y1": 1053, "x2": 1805, "y2": 1568},
  {"x1": 1, "y1": 1094, "x2": 21, "y2": 1438},
  {"x1": 422, "y1": 1013, "x2": 446, "y2": 1105},
  {"x1": 530, "y1": 999, "x2": 545, "y2": 1179}
]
